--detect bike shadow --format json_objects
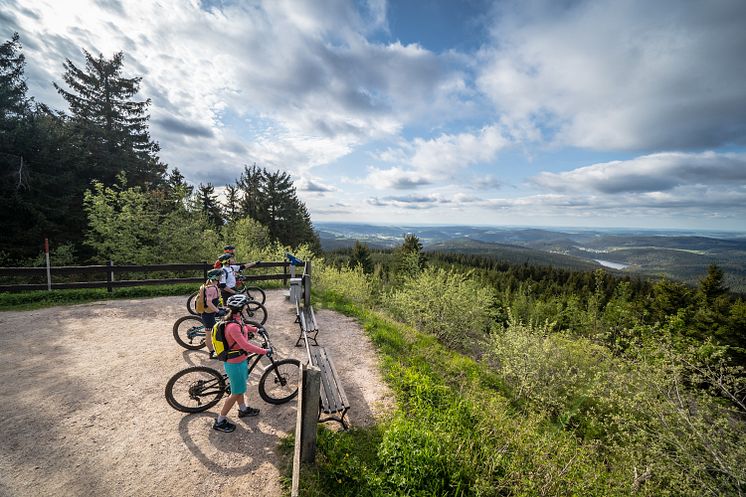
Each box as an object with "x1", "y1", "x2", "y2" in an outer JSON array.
[
  {"x1": 177, "y1": 412, "x2": 288, "y2": 476},
  {"x1": 181, "y1": 349, "x2": 211, "y2": 367}
]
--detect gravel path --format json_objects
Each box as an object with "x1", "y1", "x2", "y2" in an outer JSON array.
[{"x1": 0, "y1": 290, "x2": 392, "y2": 497}]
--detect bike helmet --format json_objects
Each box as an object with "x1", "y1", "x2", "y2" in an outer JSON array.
[
  {"x1": 207, "y1": 268, "x2": 223, "y2": 280},
  {"x1": 226, "y1": 294, "x2": 249, "y2": 311},
  {"x1": 223, "y1": 245, "x2": 235, "y2": 252},
  {"x1": 218, "y1": 253, "x2": 232, "y2": 263}
]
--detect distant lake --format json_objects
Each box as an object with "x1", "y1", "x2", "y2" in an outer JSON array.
[{"x1": 594, "y1": 259, "x2": 629, "y2": 270}]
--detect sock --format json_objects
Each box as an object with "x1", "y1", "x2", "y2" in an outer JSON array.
[
  {"x1": 217, "y1": 415, "x2": 226, "y2": 423},
  {"x1": 238, "y1": 403, "x2": 247, "y2": 411}
]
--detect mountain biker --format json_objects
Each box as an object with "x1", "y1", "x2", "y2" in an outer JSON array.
[
  {"x1": 213, "y1": 245, "x2": 236, "y2": 269},
  {"x1": 201, "y1": 268, "x2": 224, "y2": 359},
  {"x1": 213, "y1": 294, "x2": 271, "y2": 433},
  {"x1": 218, "y1": 253, "x2": 260, "y2": 301}
]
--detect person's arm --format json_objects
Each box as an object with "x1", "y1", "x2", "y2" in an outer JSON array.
[{"x1": 226, "y1": 323, "x2": 268, "y2": 355}]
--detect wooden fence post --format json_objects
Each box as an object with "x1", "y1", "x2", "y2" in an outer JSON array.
[
  {"x1": 106, "y1": 260, "x2": 113, "y2": 292},
  {"x1": 44, "y1": 238, "x2": 51, "y2": 291},
  {"x1": 301, "y1": 364, "x2": 321, "y2": 463}
]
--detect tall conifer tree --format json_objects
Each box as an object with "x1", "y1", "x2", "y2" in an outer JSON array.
[{"x1": 54, "y1": 50, "x2": 165, "y2": 187}]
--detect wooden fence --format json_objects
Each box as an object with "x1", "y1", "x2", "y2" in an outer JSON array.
[{"x1": 0, "y1": 261, "x2": 292, "y2": 292}]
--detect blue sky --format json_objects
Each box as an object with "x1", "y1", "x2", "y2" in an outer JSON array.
[{"x1": 4, "y1": 0, "x2": 746, "y2": 230}]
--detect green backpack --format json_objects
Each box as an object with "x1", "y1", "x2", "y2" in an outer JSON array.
[{"x1": 211, "y1": 319, "x2": 244, "y2": 362}]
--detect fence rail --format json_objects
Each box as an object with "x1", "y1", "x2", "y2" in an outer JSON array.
[{"x1": 0, "y1": 261, "x2": 291, "y2": 292}]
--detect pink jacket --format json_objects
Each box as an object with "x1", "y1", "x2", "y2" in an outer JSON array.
[{"x1": 224, "y1": 321, "x2": 268, "y2": 363}]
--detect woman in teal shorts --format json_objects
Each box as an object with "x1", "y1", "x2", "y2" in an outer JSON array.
[{"x1": 213, "y1": 294, "x2": 270, "y2": 433}]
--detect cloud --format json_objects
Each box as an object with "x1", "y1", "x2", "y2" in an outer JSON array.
[
  {"x1": 533, "y1": 151, "x2": 746, "y2": 193},
  {"x1": 9, "y1": 0, "x2": 470, "y2": 183},
  {"x1": 476, "y1": 0, "x2": 746, "y2": 150},
  {"x1": 363, "y1": 167, "x2": 433, "y2": 190},
  {"x1": 153, "y1": 116, "x2": 215, "y2": 138},
  {"x1": 297, "y1": 177, "x2": 338, "y2": 193},
  {"x1": 362, "y1": 123, "x2": 513, "y2": 189}
]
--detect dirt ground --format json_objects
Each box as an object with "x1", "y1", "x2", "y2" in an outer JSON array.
[{"x1": 0, "y1": 290, "x2": 393, "y2": 497}]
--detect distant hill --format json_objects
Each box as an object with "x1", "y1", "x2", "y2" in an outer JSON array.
[{"x1": 316, "y1": 222, "x2": 746, "y2": 292}]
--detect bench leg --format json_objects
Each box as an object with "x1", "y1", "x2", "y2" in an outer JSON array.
[{"x1": 318, "y1": 407, "x2": 349, "y2": 430}]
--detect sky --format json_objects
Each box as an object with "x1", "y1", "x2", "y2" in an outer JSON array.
[{"x1": 3, "y1": 0, "x2": 746, "y2": 230}]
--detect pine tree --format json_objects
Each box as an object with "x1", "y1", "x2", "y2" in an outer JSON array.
[
  {"x1": 195, "y1": 182, "x2": 223, "y2": 228},
  {"x1": 0, "y1": 32, "x2": 30, "y2": 123},
  {"x1": 54, "y1": 50, "x2": 165, "y2": 187},
  {"x1": 237, "y1": 163, "x2": 264, "y2": 222},
  {"x1": 350, "y1": 240, "x2": 373, "y2": 274},
  {"x1": 223, "y1": 184, "x2": 241, "y2": 223},
  {"x1": 234, "y1": 165, "x2": 319, "y2": 250}
]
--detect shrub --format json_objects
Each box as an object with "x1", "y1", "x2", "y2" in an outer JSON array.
[{"x1": 386, "y1": 267, "x2": 495, "y2": 349}]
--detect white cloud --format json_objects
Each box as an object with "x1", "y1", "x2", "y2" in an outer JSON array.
[
  {"x1": 533, "y1": 151, "x2": 746, "y2": 193},
  {"x1": 476, "y1": 0, "x2": 746, "y2": 150},
  {"x1": 8, "y1": 0, "x2": 469, "y2": 184}
]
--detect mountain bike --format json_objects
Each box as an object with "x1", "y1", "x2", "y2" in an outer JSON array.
[
  {"x1": 187, "y1": 277, "x2": 265, "y2": 316},
  {"x1": 172, "y1": 304, "x2": 268, "y2": 350},
  {"x1": 165, "y1": 328, "x2": 300, "y2": 412}
]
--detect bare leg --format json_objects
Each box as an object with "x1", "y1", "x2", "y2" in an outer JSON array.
[{"x1": 220, "y1": 394, "x2": 242, "y2": 417}]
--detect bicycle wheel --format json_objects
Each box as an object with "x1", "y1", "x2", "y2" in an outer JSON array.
[
  {"x1": 244, "y1": 301, "x2": 268, "y2": 325},
  {"x1": 186, "y1": 292, "x2": 198, "y2": 315},
  {"x1": 244, "y1": 286, "x2": 266, "y2": 305},
  {"x1": 173, "y1": 315, "x2": 207, "y2": 350},
  {"x1": 165, "y1": 366, "x2": 226, "y2": 413},
  {"x1": 258, "y1": 358, "x2": 300, "y2": 404}
]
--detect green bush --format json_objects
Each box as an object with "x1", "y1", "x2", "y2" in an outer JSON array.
[
  {"x1": 386, "y1": 267, "x2": 495, "y2": 349},
  {"x1": 315, "y1": 262, "x2": 375, "y2": 306}
]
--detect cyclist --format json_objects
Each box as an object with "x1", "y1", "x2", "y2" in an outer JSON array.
[
  {"x1": 200, "y1": 268, "x2": 224, "y2": 359},
  {"x1": 213, "y1": 245, "x2": 236, "y2": 269},
  {"x1": 213, "y1": 294, "x2": 271, "y2": 433},
  {"x1": 218, "y1": 253, "x2": 260, "y2": 301}
]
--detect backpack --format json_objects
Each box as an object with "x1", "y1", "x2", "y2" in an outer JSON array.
[
  {"x1": 194, "y1": 285, "x2": 207, "y2": 313},
  {"x1": 211, "y1": 319, "x2": 244, "y2": 362},
  {"x1": 213, "y1": 260, "x2": 222, "y2": 269}
]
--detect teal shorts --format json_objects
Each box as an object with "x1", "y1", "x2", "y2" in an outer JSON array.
[{"x1": 224, "y1": 360, "x2": 248, "y2": 395}]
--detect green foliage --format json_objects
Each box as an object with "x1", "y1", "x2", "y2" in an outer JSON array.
[
  {"x1": 316, "y1": 262, "x2": 375, "y2": 306},
  {"x1": 349, "y1": 241, "x2": 373, "y2": 274},
  {"x1": 220, "y1": 216, "x2": 271, "y2": 261},
  {"x1": 236, "y1": 164, "x2": 320, "y2": 251},
  {"x1": 54, "y1": 49, "x2": 165, "y2": 187},
  {"x1": 387, "y1": 267, "x2": 495, "y2": 349},
  {"x1": 0, "y1": 283, "x2": 195, "y2": 311},
  {"x1": 83, "y1": 175, "x2": 223, "y2": 264}
]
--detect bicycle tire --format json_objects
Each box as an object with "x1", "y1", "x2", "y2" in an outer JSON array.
[
  {"x1": 243, "y1": 286, "x2": 266, "y2": 305},
  {"x1": 173, "y1": 315, "x2": 207, "y2": 350},
  {"x1": 165, "y1": 366, "x2": 226, "y2": 413},
  {"x1": 244, "y1": 301, "x2": 268, "y2": 325},
  {"x1": 258, "y1": 358, "x2": 300, "y2": 404},
  {"x1": 186, "y1": 291, "x2": 199, "y2": 315}
]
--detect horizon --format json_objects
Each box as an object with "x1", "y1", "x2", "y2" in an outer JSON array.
[
  {"x1": 314, "y1": 221, "x2": 746, "y2": 237},
  {"x1": 6, "y1": 0, "x2": 746, "y2": 231}
]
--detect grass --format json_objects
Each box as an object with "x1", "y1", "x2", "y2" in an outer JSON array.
[
  {"x1": 0, "y1": 280, "x2": 287, "y2": 311},
  {"x1": 286, "y1": 290, "x2": 625, "y2": 497}
]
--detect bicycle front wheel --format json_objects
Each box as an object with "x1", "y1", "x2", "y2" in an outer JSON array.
[
  {"x1": 165, "y1": 366, "x2": 226, "y2": 413},
  {"x1": 244, "y1": 286, "x2": 266, "y2": 305},
  {"x1": 186, "y1": 292, "x2": 199, "y2": 315},
  {"x1": 173, "y1": 315, "x2": 207, "y2": 350},
  {"x1": 244, "y1": 301, "x2": 268, "y2": 325},
  {"x1": 258, "y1": 358, "x2": 300, "y2": 404}
]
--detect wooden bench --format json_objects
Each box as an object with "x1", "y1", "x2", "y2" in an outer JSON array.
[
  {"x1": 294, "y1": 301, "x2": 319, "y2": 347},
  {"x1": 310, "y1": 346, "x2": 350, "y2": 429}
]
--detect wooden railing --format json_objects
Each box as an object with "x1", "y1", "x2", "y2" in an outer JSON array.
[{"x1": 0, "y1": 261, "x2": 291, "y2": 292}]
